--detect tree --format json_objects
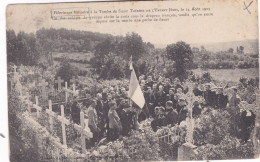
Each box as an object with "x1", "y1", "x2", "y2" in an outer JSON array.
[
  {"x1": 55, "y1": 57, "x2": 79, "y2": 88},
  {"x1": 91, "y1": 38, "x2": 115, "y2": 74},
  {"x1": 201, "y1": 46, "x2": 206, "y2": 52},
  {"x1": 166, "y1": 41, "x2": 193, "y2": 81},
  {"x1": 228, "y1": 48, "x2": 234, "y2": 53},
  {"x1": 124, "y1": 32, "x2": 145, "y2": 62},
  {"x1": 239, "y1": 46, "x2": 244, "y2": 54}
]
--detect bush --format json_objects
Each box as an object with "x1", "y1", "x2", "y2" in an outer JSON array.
[
  {"x1": 195, "y1": 136, "x2": 254, "y2": 160},
  {"x1": 194, "y1": 110, "x2": 232, "y2": 146}
]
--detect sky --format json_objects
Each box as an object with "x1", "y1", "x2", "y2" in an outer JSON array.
[{"x1": 6, "y1": 0, "x2": 259, "y2": 45}]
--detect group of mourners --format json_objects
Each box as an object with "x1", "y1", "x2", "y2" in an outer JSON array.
[{"x1": 69, "y1": 74, "x2": 256, "y2": 147}]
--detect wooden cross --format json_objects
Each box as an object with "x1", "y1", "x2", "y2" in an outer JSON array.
[
  {"x1": 13, "y1": 72, "x2": 22, "y2": 83},
  {"x1": 26, "y1": 99, "x2": 33, "y2": 113},
  {"x1": 55, "y1": 77, "x2": 64, "y2": 90},
  {"x1": 39, "y1": 79, "x2": 48, "y2": 99},
  {"x1": 46, "y1": 100, "x2": 56, "y2": 131},
  {"x1": 33, "y1": 96, "x2": 42, "y2": 118},
  {"x1": 57, "y1": 105, "x2": 70, "y2": 146},
  {"x1": 74, "y1": 111, "x2": 93, "y2": 153},
  {"x1": 13, "y1": 65, "x2": 17, "y2": 73},
  {"x1": 70, "y1": 76, "x2": 78, "y2": 86}
]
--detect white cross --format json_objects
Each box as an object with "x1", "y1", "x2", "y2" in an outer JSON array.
[
  {"x1": 74, "y1": 111, "x2": 93, "y2": 153},
  {"x1": 33, "y1": 96, "x2": 42, "y2": 118},
  {"x1": 26, "y1": 99, "x2": 33, "y2": 113},
  {"x1": 55, "y1": 77, "x2": 64, "y2": 90},
  {"x1": 46, "y1": 100, "x2": 56, "y2": 131},
  {"x1": 13, "y1": 65, "x2": 17, "y2": 73},
  {"x1": 57, "y1": 105, "x2": 70, "y2": 146}
]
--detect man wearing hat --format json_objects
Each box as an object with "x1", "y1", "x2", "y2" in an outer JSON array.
[{"x1": 163, "y1": 101, "x2": 178, "y2": 126}]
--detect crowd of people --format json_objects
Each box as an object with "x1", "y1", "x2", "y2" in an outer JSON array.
[{"x1": 69, "y1": 75, "x2": 255, "y2": 147}]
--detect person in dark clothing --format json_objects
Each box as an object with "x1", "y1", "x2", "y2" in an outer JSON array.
[
  {"x1": 102, "y1": 87, "x2": 108, "y2": 102},
  {"x1": 147, "y1": 86, "x2": 157, "y2": 118},
  {"x1": 193, "y1": 83, "x2": 203, "y2": 96},
  {"x1": 203, "y1": 84, "x2": 215, "y2": 107},
  {"x1": 103, "y1": 94, "x2": 112, "y2": 136},
  {"x1": 120, "y1": 106, "x2": 135, "y2": 136},
  {"x1": 168, "y1": 88, "x2": 178, "y2": 108},
  {"x1": 177, "y1": 97, "x2": 188, "y2": 124},
  {"x1": 145, "y1": 75, "x2": 154, "y2": 88},
  {"x1": 163, "y1": 101, "x2": 178, "y2": 126},
  {"x1": 71, "y1": 96, "x2": 80, "y2": 124},
  {"x1": 213, "y1": 87, "x2": 228, "y2": 109},
  {"x1": 192, "y1": 101, "x2": 202, "y2": 118},
  {"x1": 96, "y1": 93, "x2": 105, "y2": 138},
  {"x1": 156, "y1": 85, "x2": 166, "y2": 107},
  {"x1": 163, "y1": 78, "x2": 172, "y2": 94},
  {"x1": 151, "y1": 106, "x2": 165, "y2": 132},
  {"x1": 238, "y1": 110, "x2": 256, "y2": 142}
]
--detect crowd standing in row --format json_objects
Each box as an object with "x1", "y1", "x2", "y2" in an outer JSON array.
[{"x1": 70, "y1": 75, "x2": 255, "y2": 147}]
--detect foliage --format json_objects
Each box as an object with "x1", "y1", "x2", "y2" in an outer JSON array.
[
  {"x1": 193, "y1": 109, "x2": 232, "y2": 146},
  {"x1": 195, "y1": 136, "x2": 254, "y2": 160},
  {"x1": 55, "y1": 57, "x2": 79, "y2": 88},
  {"x1": 166, "y1": 41, "x2": 194, "y2": 81},
  {"x1": 9, "y1": 90, "x2": 40, "y2": 162},
  {"x1": 7, "y1": 30, "x2": 43, "y2": 66}
]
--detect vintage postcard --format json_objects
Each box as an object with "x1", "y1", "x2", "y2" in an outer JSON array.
[{"x1": 6, "y1": 0, "x2": 259, "y2": 161}]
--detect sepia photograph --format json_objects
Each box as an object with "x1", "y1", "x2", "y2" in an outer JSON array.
[{"x1": 5, "y1": 0, "x2": 260, "y2": 161}]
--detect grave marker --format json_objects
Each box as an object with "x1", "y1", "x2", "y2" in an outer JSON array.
[
  {"x1": 33, "y1": 96, "x2": 42, "y2": 118},
  {"x1": 55, "y1": 77, "x2": 64, "y2": 90},
  {"x1": 13, "y1": 65, "x2": 17, "y2": 73},
  {"x1": 57, "y1": 105, "x2": 70, "y2": 146},
  {"x1": 74, "y1": 111, "x2": 93, "y2": 153},
  {"x1": 46, "y1": 100, "x2": 56, "y2": 131}
]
